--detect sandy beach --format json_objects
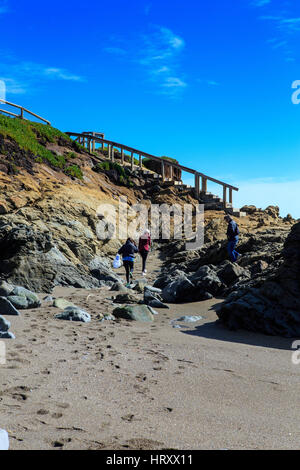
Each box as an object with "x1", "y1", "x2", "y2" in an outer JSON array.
[{"x1": 1, "y1": 251, "x2": 300, "y2": 450}]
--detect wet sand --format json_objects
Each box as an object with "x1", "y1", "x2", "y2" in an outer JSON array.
[{"x1": 1, "y1": 254, "x2": 300, "y2": 450}]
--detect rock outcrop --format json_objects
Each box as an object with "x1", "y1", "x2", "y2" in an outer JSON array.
[
  {"x1": 217, "y1": 222, "x2": 300, "y2": 337},
  {"x1": 0, "y1": 221, "x2": 100, "y2": 292},
  {"x1": 156, "y1": 228, "x2": 289, "y2": 298}
]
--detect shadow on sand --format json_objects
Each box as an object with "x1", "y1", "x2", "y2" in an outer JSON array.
[{"x1": 181, "y1": 303, "x2": 298, "y2": 351}]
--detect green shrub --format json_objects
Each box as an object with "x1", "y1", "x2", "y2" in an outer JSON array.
[
  {"x1": 65, "y1": 152, "x2": 77, "y2": 160},
  {"x1": 65, "y1": 165, "x2": 83, "y2": 179},
  {"x1": 95, "y1": 161, "x2": 133, "y2": 187},
  {"x1": 0, "y1": 115, "x2": 83, "y2": 179}
]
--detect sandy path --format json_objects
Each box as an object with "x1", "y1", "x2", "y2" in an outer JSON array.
[{"x1": 0, "y1": 251, "x2": 300, "y2": 450}]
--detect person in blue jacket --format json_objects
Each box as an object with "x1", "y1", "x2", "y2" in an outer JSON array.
[
  {"x1": 224, "y1": 215, "x2": 241, "y2": 263},
  {"x1": 118, "y1": 238, "x2": 138, "y2": 287}
]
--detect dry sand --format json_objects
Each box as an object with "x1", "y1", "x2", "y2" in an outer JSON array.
[{"x1": 1, "y1": 253, "x2": 300, "y2": 450}]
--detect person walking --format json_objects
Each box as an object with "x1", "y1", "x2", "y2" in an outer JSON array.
[
  {"x1": 138, "y1": 229, "x2": 151, "y2": 276},
  {"x1": 118, "y1": 238, "x2": 138, "y2": 287},
  {"x1": 224, "y1": 215, "x2": 241, "y2": 262}
]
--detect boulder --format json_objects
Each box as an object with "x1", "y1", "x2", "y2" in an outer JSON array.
[
  {"x1": 0, "y1": 223, "x2": 100, "y2": 292},
  {"x1": 110, "y1": 282, "x2": 128, "y2": 293},
  {"x1": 90, "y1": 264, "x2": 121, "y2": 284},
  {"x1": 55, "y1": 306, "x2": 91, "y2": 323},
  {"x1": 153, "y1": 270, "x2": 187, "y2": 289},
  {"x1": 162, "y1": 277, "x2": 195, "y2": 303},
  {"x1": 113, "y1": 305, "x2": 154, "y2": 322},
  {"x1": 144, "y1": 288, "x2": 169, "y2": 308},
  {"x1": 99, "y1": 314, "x2": 116, "y2": 322},
  {"x1": 190, "y1": 265, "x2": 226, "y2": 296},
  {"x1": 0, "y1": 281, "x2": 14, "y2": 297},
  {"x1": 113, "y1": 293, "x2": 141, "y2": 304},
  {"x1": 217, "y1": 262, "x2": 251, "y2": 286},
  {"x1": 7, "y1": 295, "x2": 29, "y2": 309},
  {"x1": 0, "y1": 331, "x2": 15, "y2": 339},
  {"x1": 0, "y1": 315, "x2": 10, "y2": 331},
  {"x1": 0, "y1": 297, "x2": 20, "y2": 316},
  {"x1": 53, "y1": 298, "x2": 76, "y2": 309},
  {"x1": 11, "y1": 286, "x2": 41, "y2": 308},
  {"x1": 0, "y1": 315, "x2": 14, "y2": 339}
]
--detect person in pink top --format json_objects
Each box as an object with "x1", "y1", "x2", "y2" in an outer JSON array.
[{"x1": 138, "y1": 229, "x2": 151, "y2": 276}]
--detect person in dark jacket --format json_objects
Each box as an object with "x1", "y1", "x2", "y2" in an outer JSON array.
[
  {"x1": 138, "y1": 230, "x2": 151, "y2": 276},
  {"x1": 224, "y1": 215, "x2": 241, "y2": 262},
  {"x1": 118, "y1": 238, "x2": 138, "y2": 286}
]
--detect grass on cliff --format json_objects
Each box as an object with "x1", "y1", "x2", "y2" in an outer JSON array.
[
  {"x1": 95, "y1": 161, "x2": 133, "y2": 187},
  {"x1": 0, "y1": 115, "x2": 82, "y2": 178}
]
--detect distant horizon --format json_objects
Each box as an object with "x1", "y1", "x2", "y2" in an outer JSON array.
[{"x1": 1, "y1": 0, "x2": 300, "y2": 217}]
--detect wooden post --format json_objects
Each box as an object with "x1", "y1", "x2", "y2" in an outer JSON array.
[
  {"x1": 201, "y1": 177, "x2": 207, "y2": 193},
  {"x1": 170, "y1": 165, "x2": 173, "y2": 180},
  {"x1": 229, "y1": 188, "x2": 233, "y2": 205},
  {"x1": 101, "y1": 140, "x2": 104, "y2": 151},
  {"x1": 20, "y1": 108, "x2": 24, "y2": 119},
  {"x1": 89, "y1": 138, "x2": 92, "y2": 153},
  {"x1": 107, "y1": 144, "x2": 110, "y2": 159},
  {"x1": 92, "y1": 133, "x2": 95, "y2": 152},
  {"x1": 111, "y1": 146, "x2": 114, "y2": 162},
  {"x1": 223, "y1": 186, "x2": 227, "y2": 209},
  {"x1": 161, "y1": 160, "x2": 165, "y2": 182},
  {"x1": 131, "y1": 152, "x2": 134, "y2": 171},
  {"x1": 121, "y1": 148, "x2": 124, "y2": 165},
  {"x1": 194, "y1": 173, "x2": 200, "y2": 198},
  {"x1": 139, "y1": 154, "x2": 142, "y2": 169}
]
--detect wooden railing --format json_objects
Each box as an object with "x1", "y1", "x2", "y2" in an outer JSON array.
[
  {"x1": 66, "y1": 131, "x2": 239, "y2": 207},
  {"x1": 0, "y1": 99, "x2": 51, "y2": 125}
]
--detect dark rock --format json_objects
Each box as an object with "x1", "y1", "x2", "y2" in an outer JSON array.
[
  {"x1": 190, "y1": 265, "x2": 226, "y2": 296},
  {"x1": 217, "y1": 261, "x2": 251, "y2": 286},
  {"x1": 113, "y1": 305, "x2": 154, "y2": 322},
  {"x1": 0, "y1": 297, "x2": 20, "y2": 316},
  {"x1": 0, "y1": 315, "x2": 10, "y2": 331},
  {"x1": 90, "y1": 263, "x2": 121, "y2": 283},
  {"x1": 0, "y1": 223, "x2": 100, "y2": 292},
  {"x1": 7, "y1": 295, "x2": 28, "y2": 309},
  {"x1": 153, "y1": 270, "x2": 187, "y2": 289},
  {"x1": 217, "y1": 222, "x2": 300, "y2": 337},
  {"x1": 0, "y1": 331, "x2": 15, "y2": 339},
  {"x1": 113, "y1": 293, "x2": 141, "y2": 304}
]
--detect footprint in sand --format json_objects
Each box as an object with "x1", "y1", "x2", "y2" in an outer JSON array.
[
  {"x1": 51, "y1": 438, "x2": 72, "y2": 448},
  {"x1": 51, "y1": 412, "x2": 63, "y2": 419}
]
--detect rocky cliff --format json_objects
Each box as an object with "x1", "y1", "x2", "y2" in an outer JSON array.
[{"x1": 0, "y1": 115, "x2": 198, "y2": 292}]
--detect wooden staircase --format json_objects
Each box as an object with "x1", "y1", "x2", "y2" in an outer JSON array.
[
  {"x1": 68, "y1": 131, "x2": 246, "y2": 218},
  {"x1": 132, "y1": 168, "x2": 246, "y2": 218},
  {"x1": 0, "y1": 101, "x2": 245, "y2": 217}
]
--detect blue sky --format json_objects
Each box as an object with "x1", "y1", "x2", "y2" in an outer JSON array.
[{"x1": 1, "y1": 0, "x2": 300, "y2": 217}]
